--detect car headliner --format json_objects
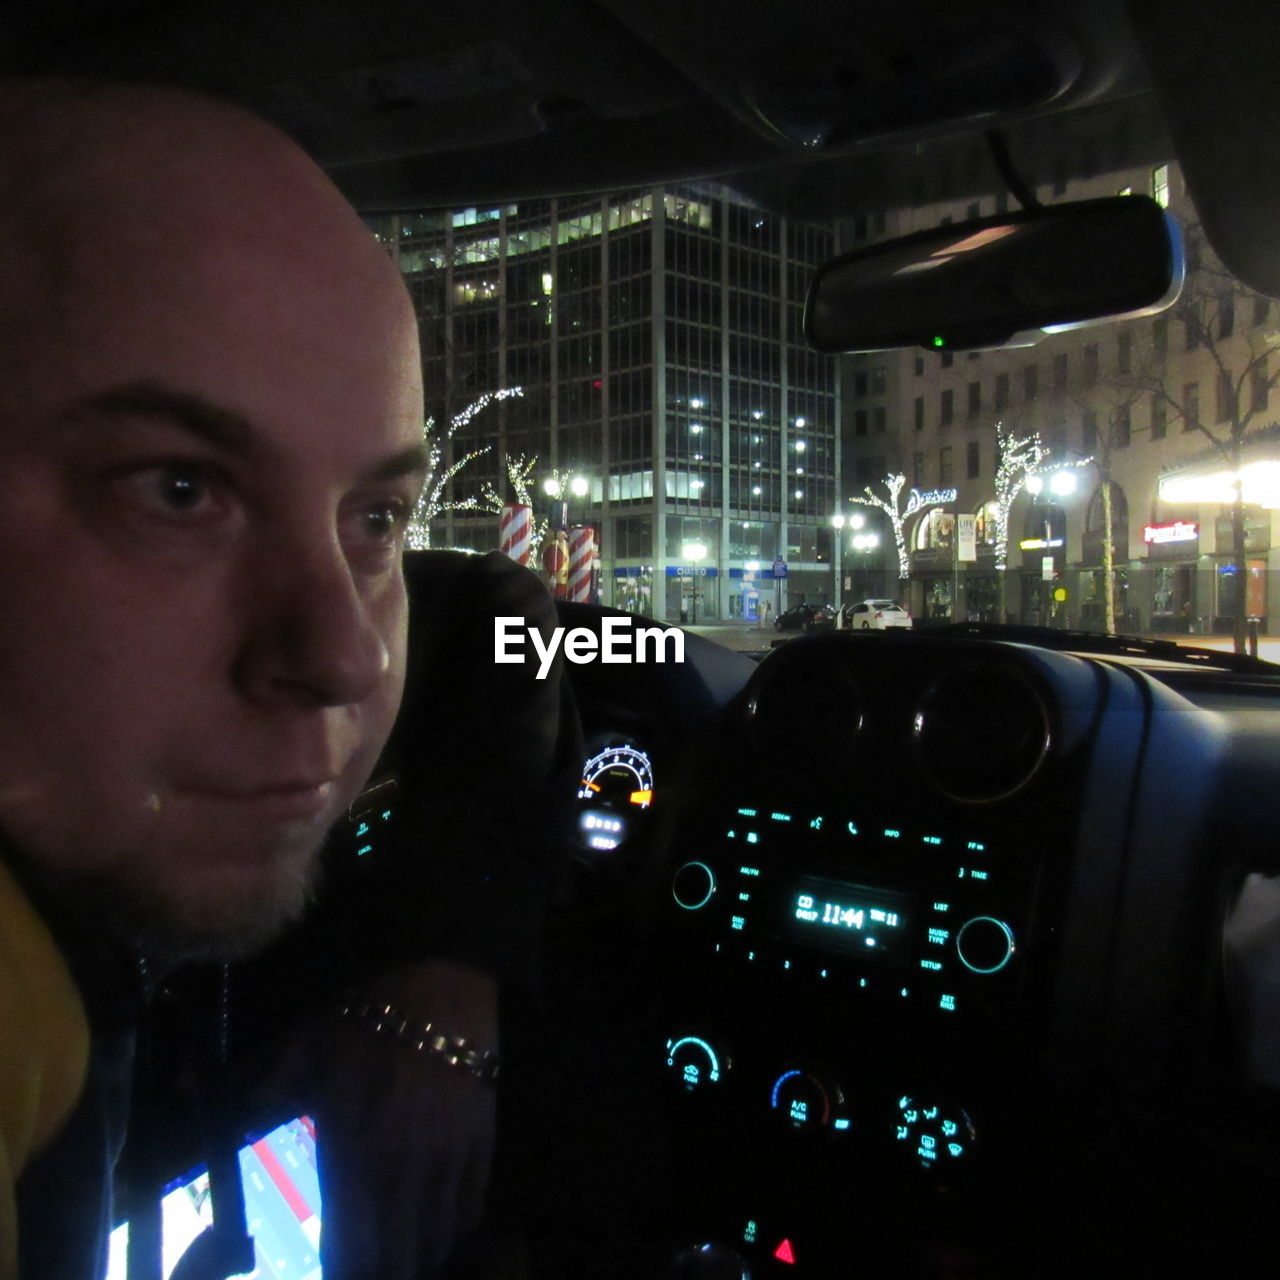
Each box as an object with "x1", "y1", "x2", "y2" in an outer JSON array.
[{"x1": 1, "y1": 0, "x2": 1278, "y2": 295}]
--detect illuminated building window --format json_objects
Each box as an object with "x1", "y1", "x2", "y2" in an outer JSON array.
[{"x1": 1152, "y1": 163, "x2": 1170, "y2": 208}]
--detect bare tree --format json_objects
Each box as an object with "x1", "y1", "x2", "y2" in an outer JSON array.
[{"x1": 1073, "y1": 385, "x2": 1141, "y2": 633}]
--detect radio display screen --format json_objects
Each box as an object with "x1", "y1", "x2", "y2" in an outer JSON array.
[{"x1": 783, "y1": 875, "x2": 913, "y2": 963}]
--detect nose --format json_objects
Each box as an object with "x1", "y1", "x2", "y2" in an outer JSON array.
[{"x1": 234, "y1": 535, "x2": 398, "y2": 709}]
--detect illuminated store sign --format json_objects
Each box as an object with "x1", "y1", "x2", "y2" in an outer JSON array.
[
  {"x1": 1143, "y1": 521, "x2": 1199, "y2": 545},
  {"x1": 903, "y1": 487, "x2": 958, "y2": 517},
  {"x1": 1018, "y1": 537, "x2": 1064, "y2": 550}
]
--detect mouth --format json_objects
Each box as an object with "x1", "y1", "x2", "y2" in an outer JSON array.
[{"x1": 178, "y1": 778, "x2": 339, "y2": 822}]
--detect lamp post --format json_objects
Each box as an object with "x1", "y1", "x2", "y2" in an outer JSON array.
[
  {"x1": 543, "y1": 473, "x2": 589, "y2": 530},
  {"x1": 1024, "y1": 467, "x2": 1081, "y2": 628},
  {"x1": 831, "y1": 513, "x2": 845, "y2": 614},
  {"x1": 682, "y1": 541, "x2": 708, "y2": 624}
]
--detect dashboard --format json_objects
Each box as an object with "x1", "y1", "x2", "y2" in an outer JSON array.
[{"x1": 545, "y1": 617, "x2": 1280, "y2": 1280}]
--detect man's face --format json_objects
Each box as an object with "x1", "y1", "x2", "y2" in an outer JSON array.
[{"x1": 0, "y1": 118, "x2": 425, "y2": 957}]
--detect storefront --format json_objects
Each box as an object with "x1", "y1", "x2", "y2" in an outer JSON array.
[
  {"x1": 1141, "y1": 520, "x2": 1199, "y2": 633},
  {"x1": 908, "y1": 502, "x2": 958, "y2": 621},
  {"x1": 610, "y1": 566, "x2": 655, "y2": 616}
]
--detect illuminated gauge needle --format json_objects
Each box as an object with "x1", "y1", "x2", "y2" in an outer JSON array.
[
  {"x1": 629, "y1": 790, "x2": 653, "y2": 806},
  {"x1": 584, "y1": 781, "x2": 601, "y2": 792}
]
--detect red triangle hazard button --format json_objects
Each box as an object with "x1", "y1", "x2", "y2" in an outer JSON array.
[{"x1": 773, "y1": 1239, "x2": 797, "y2": 1265}]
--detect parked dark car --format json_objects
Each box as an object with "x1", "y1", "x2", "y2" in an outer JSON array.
[{"x1": 774, "y1": 601, "x2": 824, "y2": 632}]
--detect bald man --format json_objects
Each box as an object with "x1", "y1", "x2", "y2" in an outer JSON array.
[{"x1": 0, "y1": 79, "x2": 434, "y2": 1278}]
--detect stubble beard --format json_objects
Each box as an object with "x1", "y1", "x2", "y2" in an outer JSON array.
[{"x1": 38, "y1": 822, "x2": 330, "y2": 964}]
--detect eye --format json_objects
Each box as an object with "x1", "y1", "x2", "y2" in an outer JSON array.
[
  {"x1": 113, "y1": 460, "x2": 226, "y2": 521},
  {"x1": 369, "y1": 499, "x2": 409, "y2": 536},
  {"x1": 153, "y1": 466, "x2": 209, "y2": 511},
  {"x1": 351, "y1": 496, "x2": 414, "y2": 548}
]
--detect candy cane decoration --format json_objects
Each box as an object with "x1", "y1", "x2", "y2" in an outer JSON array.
[
  {"x1": 499, "y1": 502, "x2": 532, "y2": 564},
  {"x1": 567, "y1": 525, "x2": 595, "y2": 603}
]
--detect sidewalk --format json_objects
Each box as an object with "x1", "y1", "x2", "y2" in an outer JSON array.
[{"x1": 683, "y1": 619, "x2": 1280, "y2": 663}]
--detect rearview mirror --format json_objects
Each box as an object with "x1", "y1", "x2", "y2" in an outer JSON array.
[{"x1": 803, "y1": 195, "x2": 1183, "y2": 353}]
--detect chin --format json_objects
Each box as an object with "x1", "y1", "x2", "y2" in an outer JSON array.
[{"x1": 118, "y1": 833, "x2": 325, "y2": 962}]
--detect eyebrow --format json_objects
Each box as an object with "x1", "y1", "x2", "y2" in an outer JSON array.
[{"x1": 71, "y1": 380, "x2": 430, "y2": 483}]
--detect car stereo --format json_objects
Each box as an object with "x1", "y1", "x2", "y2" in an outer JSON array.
[{"x1": 669, "y1": 801, "x2": 1027, "y2": 1024}]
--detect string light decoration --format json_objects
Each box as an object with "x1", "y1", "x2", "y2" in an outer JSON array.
[
  {"x1": 991, "y1": 421, "x2": 1046, "y2": 572},
  {"x1": 407, "y1": 388, "x2": 523, "y2": 549},
  {"x1": 847, "y1": 473, "x2": 910, "y2": 579}
]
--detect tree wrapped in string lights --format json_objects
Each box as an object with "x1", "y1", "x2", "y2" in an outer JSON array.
[
  {"x1": 847, "y1": 473, "x2": 910, "y2": 580},
  {"x1": 407, "y1": 388, "x2": 523, "y2": 549},
  {"x1": 991, "y1": 421, "x2": 1047, "y2": 573}
]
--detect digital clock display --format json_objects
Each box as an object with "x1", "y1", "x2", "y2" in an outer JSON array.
[{"x1": 783, "y1": 875, "x2": 913, "y2": 962}]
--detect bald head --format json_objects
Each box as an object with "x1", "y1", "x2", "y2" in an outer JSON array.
[
  {"x1": 0, "y1": 80, "x2": 426, "y2": 957},
  {"x1": 0, "y1": 80, "x2": 415, "y2": 413}
]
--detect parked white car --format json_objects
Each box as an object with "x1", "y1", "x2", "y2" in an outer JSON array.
[{"x1": 840, "y1": 599, "x2": 912, "y2": 630}]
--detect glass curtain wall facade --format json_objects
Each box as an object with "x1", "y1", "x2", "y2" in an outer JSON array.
[{"x1": 371, "y1": 188, "x2": 838, "y2": 623}]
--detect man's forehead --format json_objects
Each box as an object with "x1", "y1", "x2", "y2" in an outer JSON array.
[
  {"x1": 0, "y1": 79, "x2": 423, "y2": 438},
  {"x1": 0, "y1": 79, "x2": 394, "y2": 295}
]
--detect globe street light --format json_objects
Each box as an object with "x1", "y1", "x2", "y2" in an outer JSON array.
[{"x1": 543, "y1": 472, "x2": 590, "y2": 529}]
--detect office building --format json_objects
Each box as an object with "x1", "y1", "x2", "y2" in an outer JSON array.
[{"x1": 371, "y1": 186, "x2": 839, "y2": 623}]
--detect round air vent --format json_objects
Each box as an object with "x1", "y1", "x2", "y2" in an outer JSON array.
[
  {"x1": 912, "y1": 665, "x2": 1050, "y2": 803},
  {"x1": 746, "y1": 649, "x2": 863, "y2": 766}
]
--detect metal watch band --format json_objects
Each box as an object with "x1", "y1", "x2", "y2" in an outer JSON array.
[{"x1": 339, "y1": 997, "x2": 502, "y2": 1085}]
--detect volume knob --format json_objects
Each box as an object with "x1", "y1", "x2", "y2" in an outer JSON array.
[
  {"x1": 673, "y1": 860, "x2": 716, "y2": 911},
  {"x1": 955, "y1": 916, "x2": 1015, "y2": 974}
]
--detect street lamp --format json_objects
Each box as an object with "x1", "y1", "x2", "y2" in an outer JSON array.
[
  {"x1": 682, "y1": 541, "x2": 708, "y2": 624},
  {"x1": 1024, "y1": 464, "x2": 1087, "y2": 628},
  {"x1": 542, "y1": 473, "x2": 590, "y2": 529}
]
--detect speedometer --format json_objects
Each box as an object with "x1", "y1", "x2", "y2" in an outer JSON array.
[
  {"x1": 578, "y1": 745, "x2": 654, "y2": 809},
  {"x1": 575, "y1": 742, "x2": 655, "y2": 851}
]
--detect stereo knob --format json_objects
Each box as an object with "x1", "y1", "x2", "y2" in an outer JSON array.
[
  {"x1": 673, "y1": 860, "x2": 716, "y2": 910},
  {"x1": 955, "y1": 916, "x2": 1015, "y2": 974}
]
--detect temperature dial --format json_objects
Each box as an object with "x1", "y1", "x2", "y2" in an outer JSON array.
[
  {"x1": 768, "y1": 1067, "x2": 851, "y2": 1135},
  {"x1": 666, "y1": 1034, "x2": 730, "y2": 1093}
]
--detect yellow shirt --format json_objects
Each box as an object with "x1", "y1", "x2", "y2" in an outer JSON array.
[{"x1": 0, "y1": 860, "x2": 90, "y2": 1280}]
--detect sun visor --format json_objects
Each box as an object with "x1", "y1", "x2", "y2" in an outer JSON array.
[{"x1": 1130, "y1": 0, "x2": 1280, "y2": 298}]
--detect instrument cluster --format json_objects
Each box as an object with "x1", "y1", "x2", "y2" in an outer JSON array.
[{"x1": 573, "y1": 735, "x2": 657, "y2": 854}]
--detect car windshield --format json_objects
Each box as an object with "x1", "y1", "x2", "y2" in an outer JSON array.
[{"x1": 369, "y1": 148, "x2": 1271, "y2": 657}]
